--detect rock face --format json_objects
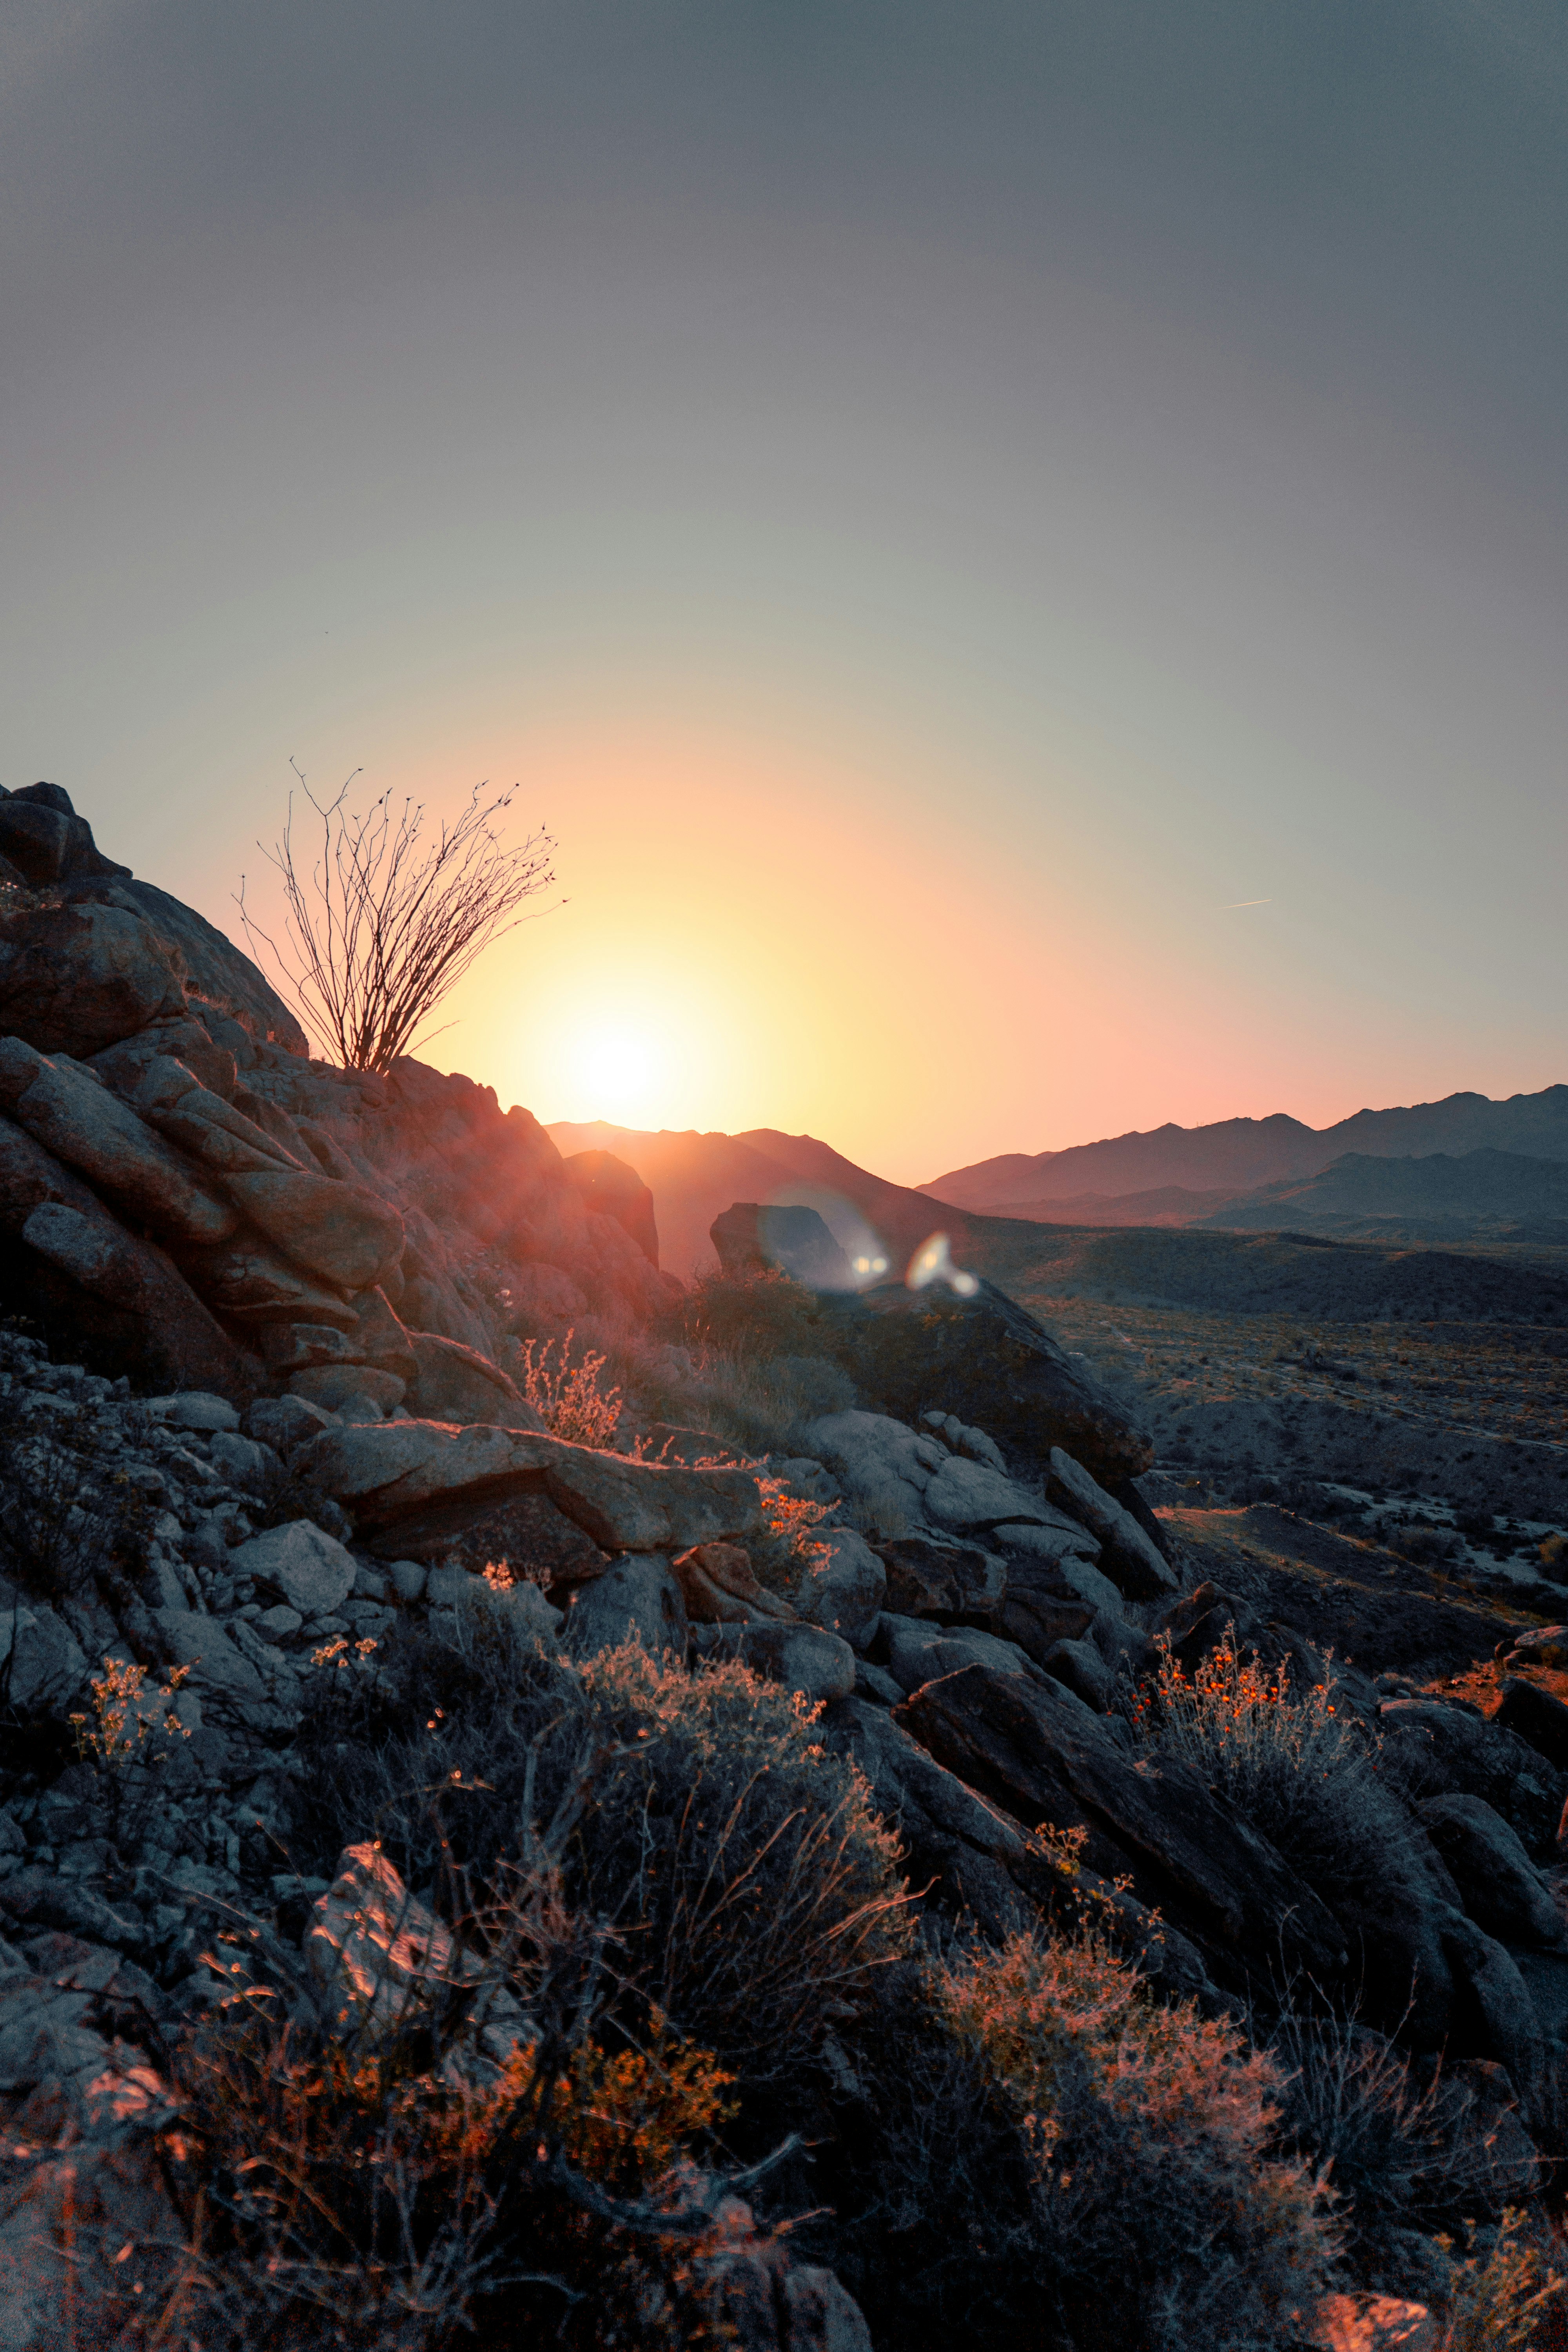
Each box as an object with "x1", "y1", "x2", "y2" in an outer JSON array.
[
  {"x1": 897, "y1": 1663, "x2": 1349, "y2": 1986},
  {"x1": 815, "y1": 1278, "x2": 1154, "y2": 1485},
  {"x1": 0, "y1": 791, "x2": 677, "y2": 1404},
  {"x1": 563, "y1": 1147, "x2": 660, "y2": 1265},
  {"x1": 296, "y1": 1417, "x2": 763, "y2": 1558},
  {"x1": 712, "y1": 1201, "x2": 856, "y2": 1289}
]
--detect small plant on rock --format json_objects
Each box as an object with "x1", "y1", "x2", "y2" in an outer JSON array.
[
  {"x1": 521, "y1": 1329, "x2": 622, "y2": 1447},
  {"x1": 70, "y1": 1654, "x2": 192, "y2": 1770}
]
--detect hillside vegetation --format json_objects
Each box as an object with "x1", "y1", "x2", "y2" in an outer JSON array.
[{"x1": 0, "y1": 789, "x2": 1564, "y2": 2348}]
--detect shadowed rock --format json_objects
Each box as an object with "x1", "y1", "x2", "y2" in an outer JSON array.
[
  {"x1": 815, "y1": 1278, "x2": 1154, "y2": 1485},
  {"x1": 295, "y1": 1417, "x2": 762, "y2": 1559},
  {"x1": 896, "y1": 1662, "x2": 1348, "y2": 1981}
]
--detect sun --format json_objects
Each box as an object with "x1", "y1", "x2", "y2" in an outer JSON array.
[{"x1": 576, "y1": 1025, "x2": 664, "y2": 1124}]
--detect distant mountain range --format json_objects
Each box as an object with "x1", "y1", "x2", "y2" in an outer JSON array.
[
  {"x1": 550, "y1": 1090, "x2": 1568, "y2": 1278},
  {"x1": 922, "y1": 1086, "x2": 1568, "y2": 1213},
  {"x1": 1198, "y1": 1147, "x2": 1568, "y2": 1244}
]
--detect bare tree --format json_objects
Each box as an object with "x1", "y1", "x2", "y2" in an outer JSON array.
[{"x1": 239, "y1": 767, "x2": 560, "y2": 1072}]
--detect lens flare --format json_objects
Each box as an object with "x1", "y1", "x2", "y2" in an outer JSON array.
[{"x1": 906, "y1": 1232, "x2": 979, "y2": 1296}]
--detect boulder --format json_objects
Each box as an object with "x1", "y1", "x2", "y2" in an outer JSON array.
[
  {"x1": 1041, "y1": 1635, "x2": 1118, "y2": 1713},
  {"x1": 288, "y1": 1364, "x2": 406, "y2": 1414},
  {"x1": 126, "y1": 1055, "x2": 404, "y2": 1289},
  {"x1": 503, "y1": 1259, "x2": 589, "y2": 1330},
  {"x1": 230, "y1": 1522, "x2": 357, "y2": 1617},
  {"x1": 0, "y1": 901, "x2": 185, "y2": 1056},
  {"x1": 0, "y1": 1038, "x2": 238, "y2": 1244},
  {"x1": 920, "y1": 1409, "x2": 1007, "y2": 1472},
  {"x1": 1440, "y1": 1912, "x2": 1543, "y2": 2085},
  {"x1": 873, "y1": 1534, "x2": 1006, "y2": 1625},
  {"x1": 563, "y1": 1149, "x2": 660, "y2": 1266},
  {"x1": 1493, "y1": 1678, "x2": 1568, "y2": 1775},
  {"x1": 815, "y1": 1278, "x2": 1154, "y2": 1485},
  {"x1": 89, "y1": 1014, "x2": 240, "y2": 1103},
  {"x1": 178, "y1": 1229, "x2": 361, "y2": 1327},
  {"x1": 150, "y1": 1609, "x2": 266, "y2": 1699},
  {"x1": 991, "y1": 1516, "x2": 1103, "y2": 1570},
  {"x1": 879, "y1": 1614, "x2": 1038, "y2": 1696},
  {"x1": 897, "y1": 1663, "x2": 1348, "y2": 1981},
  {"x1": 1416, "y1": 1794, "x2": 1566, "y2": 1947},
  {"x1": 921, "y1": 1454, "x2": 1057, "y2": 1536},
  {"x1": 145, "y1": 1390, "x2": 240, "y2": 1432},
  {"x1": 790, "y1": 1527, "x2": 886, "y2": 1649},
  {"x1": 796, "y1": 1410, "x2": 935, "y2": 1525},
  {"x1": 295, "y1": 1417, "x2": 762, "y2": 1560},
  {"x1": 823, "y1": 1695, "x2": 1213, "y2": 1994},
  {"x1": 84, "y1": 875, "x2": 309, "y2": 1052},
  {"x1": 995, "y1": 1561, "x2": 1101, "y2": 1660},
  {"x1": 698, "y1": 1621, "x2": 857, "y2": 1705},
  {"x1": 711, "y1": 1201, "x2": 855, "y2": 1289},
  {"x1": 306, "y1": 1842, "x2": 527, "y2": 2059},
  {"x1": 0, "y1": 782, "x2": 127, "y2": 886},
  {"x1": 208, "y1": 1430, "x2": 280, "y2": 1490},
  {"x1": 561, "y1": 1555, "x2": 688, "y2": 1655},
  {"x1": 673, "y1": 1542, "x2": 797, "y2": 1625},
  {"x1": 407, "y1": 1330, "x2": 537, "y2": 1427},
  {"x1": 0, "y1": 1117, "x2": 254, "y2": 1397},
  {"x1": 257, "y1": 1321, "x2": 365, "y2": 1372},
  {"x1": 244, "y1": 1392, "x2": 339, "y2": 1455},
  {"x1": 225, "y1": 1168, "x2": 405, "y2": 1292},
  {"x1": 1046, "y1": 1446, "x2": 1179, "y2": 1599},
  {"x1": 347, "y1": 1285, "x2": 420, "y2": 1382},
  {"x1": 0, "y1": 1597, "x2": 88, "y2": 1714}
]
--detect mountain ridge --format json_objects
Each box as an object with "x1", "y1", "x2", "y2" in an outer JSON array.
[{"x1": 922, "y1": 1085, "x2": 1568, "y2": 1210}]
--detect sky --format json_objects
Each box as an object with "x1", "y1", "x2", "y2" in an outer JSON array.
[{"x1": 2, "y1": 1, "x2": 1565, "y2": 1185}]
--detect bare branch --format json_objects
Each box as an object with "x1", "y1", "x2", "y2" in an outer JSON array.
[{"x1": 237, "y1": 768, "x2": 561, "y2": 1071}]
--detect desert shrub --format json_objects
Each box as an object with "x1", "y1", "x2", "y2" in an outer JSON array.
[
  {"x1": 1435, "y1": 2209, "x2": 1566, "y2": 2350},
  {"x1": 600, "y1": 1324, "x2": 854, "y2": 1459},
  {"x1": 1265, "y1": 2002, "x2": 1529, "y2": 2286},
  {"x1": 166, "y1": 1852, "x2": 746, "y2": 2350},
  {"x1": 833, "y1": 1927, "x2": 1338, "y2": 2352},
  {"x1": 743, "y1": 1474, "x2": 838, "y2": 1594},
  {"x1": 1133, "y1": 1624, "x2": 1413, "y2": 1906},
  {"x1": 519, "y1": 1328, "x2": 622, "y2": 1445},
  {"x1": 288, "y1": 1608, "x2": 911, "y2": 2088},
  {"x1": 663, "y1": 1266, "x2": 825, "y2": 1363}
]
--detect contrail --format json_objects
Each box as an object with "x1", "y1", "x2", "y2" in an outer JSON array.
[{"x1": 1218, "y1": 897, "x2": 1272, "y2": 909}]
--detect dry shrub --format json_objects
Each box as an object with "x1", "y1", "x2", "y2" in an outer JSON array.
[
  {"x1": 166, "y1": 1860, "x2": 744, "y2": 2351},
  {"x1": 598, "y1": 1321, "x2": 855, "y2": 1459},
  {"x1": 1134, "y1": 1624, "x2": 1414, "y2": 1905},
  {"x1": 288, "y1": 1608, "x2": 911, "y2": 2089},
  {"x1": 519, "y1": 1328, "x2": 622, "y2": 1446},
  {"x1": 664, "y1": 1266, "x2": 825, "y2": 1362},
  {"x1": 832, "y1": 1925, "x2": 1338, "y2": 2352},
  {"x1": 1265, "y1": 2002, "x2": 1530, "y2": 2288}
]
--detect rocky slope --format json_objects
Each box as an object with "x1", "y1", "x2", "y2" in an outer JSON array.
[{"x1": 1, "y1": 786, "x2": 1564, "y2": 2348}]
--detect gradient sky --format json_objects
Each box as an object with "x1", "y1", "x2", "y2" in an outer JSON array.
[{"x1": 2, "y1": 2, "x2": 1564, "y2": 1184}]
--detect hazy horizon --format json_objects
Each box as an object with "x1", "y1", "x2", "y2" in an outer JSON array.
[{"x1": 4, "y1": 3, "x2": 1565, "y2": 1185}]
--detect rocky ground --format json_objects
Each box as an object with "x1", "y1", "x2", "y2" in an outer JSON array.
[{"x1": 2, "y1": 784, "x2": 1568, "y2": 2348}]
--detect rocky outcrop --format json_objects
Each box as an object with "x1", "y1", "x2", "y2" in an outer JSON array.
[
  {"x1": 813, "y1": 1276, "x2": 1154, "y2": 1485},
  {"x1": 896, "y1": 1662, "x2": 1350, "y2": 1986},
  {"x1": 296, "y1": 1416, "x2": 763, "y2": 1558},
  {"x1": 713, "y1": 1201, "x2": 857, "y2": 1290},
  {"x1": 0, "y1": 791, "x2": 671, "y2": 1403}
]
